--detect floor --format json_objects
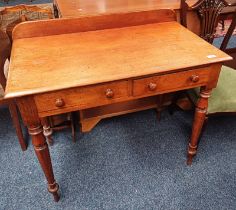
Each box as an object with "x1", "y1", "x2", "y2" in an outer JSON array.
[{"x1": 1, "y1": 108, "x2": 236, "y2": 209}]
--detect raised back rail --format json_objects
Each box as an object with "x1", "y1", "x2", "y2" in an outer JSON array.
[{"x1": 12, "y1": 9, "x2": 176, "y2": 40}]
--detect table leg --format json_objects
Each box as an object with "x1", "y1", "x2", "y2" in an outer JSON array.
[
  {"x1": 28, "y1": 124, "x2": 60, "y2": 202},
  {"x1": 187, "y1": 88, "x2": 211, "y2": 165}
]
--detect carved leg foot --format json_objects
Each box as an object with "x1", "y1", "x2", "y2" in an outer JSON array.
[
  {"x1": 187, "y1": 88, "x2": 211, "y2": 165},
  {"x1": 187, "y1": 144, "x2": 197, "y2": 165},
  {"x1": 29, "y1": 125, "x2": 60, "y2": 202},
  {"x1": 48, "y1": 182, "x2": 60, "y2": 202}
]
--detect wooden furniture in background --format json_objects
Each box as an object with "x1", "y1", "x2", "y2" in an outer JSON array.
[
  {"x1": 219, "y1": 1, "x2": 236, "y2": 69},
  {"x1": 53, "y1": 0, "x2": 195, "y2": 18},
  {"x1": 180, "y1": 0, "x2": 229, "y2": 43},
  {"x1": 220, "y1": 5, "x2": 236, "y2": 51},
  {"x1": 5, "y1": 11, "x2": 231, "y2": 201},
  {"x1": 53, "y1": 0, "x2": 202, "y2": 35},
  {"x1": 0, "y1": 29, "x2": 27, "y2": 151}
]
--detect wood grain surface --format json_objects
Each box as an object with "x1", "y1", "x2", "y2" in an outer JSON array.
[{"x1": 6, "y1": 21, "x2": 231, "y2": 99}]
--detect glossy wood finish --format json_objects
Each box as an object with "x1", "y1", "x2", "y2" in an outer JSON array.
[
  {"x1": 17, "y1": 96, "x2": 59, "y2": 202},
  {"x1": 187, "y1": 88, "x2": 212, "y2": 165},
  {"x1": 34, "y1": 80, "x2": 130, "y2": 116},
  {"x1": 6, "y1": 14, "x2": 231, "y2": 200},
  {"x1": 7, "y1": 21, "x2": 230, "y2": 98},
  {"x1": 132, "y1": 67, "x2": 211, "y2": 97}
]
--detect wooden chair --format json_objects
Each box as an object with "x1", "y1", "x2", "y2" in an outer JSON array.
[
  {"x1": 180, "y1": 0, "x2": 236, "y2": 123},
  {"x1": 0, "y1": 4, "x2": 53, "y2": 40},
  {"x1": 180, "y1": 0, "x2": 229, "y2": 43},
  {"x1": 0, "y1": 29, "x2": 27, "y2": 151},
  {"x1": 219, "y1": 2, "x2": 236, "y2": 51}
]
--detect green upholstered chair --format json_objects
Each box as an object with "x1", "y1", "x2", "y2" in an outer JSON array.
[
  {"x1": 181, "y1": 0, "x2": 236, "y2": 119},
  {"x1": 188, "y1": 66, "x2": 236, "y2": 115}
]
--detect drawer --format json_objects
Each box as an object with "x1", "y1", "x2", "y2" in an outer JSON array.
[
  {"x1": 35, "y1": 80, "x2": 129, "y2": 114},
  {"x1": 133, "y1": 67, "x2": 210, "y2": 97}
]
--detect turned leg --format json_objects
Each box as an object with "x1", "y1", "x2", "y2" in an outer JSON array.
[
  {"x1": 41, "y1": 117, "x2": 53, "y2": 146},
  {"x1": 187, "y1": 88, "x2": 211, "y2": 165},
  {"x1": 9, "y1": 102, "x2": 27, "y2": 151},
  {"x1": 29, "y1": 125, "x2": 60, "y2": 202}
]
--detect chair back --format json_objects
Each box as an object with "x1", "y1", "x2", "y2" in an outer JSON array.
[
  {"x1": 0, "y1": 29, "x2": 11, "y2": 90},
  {"x1": 180, "y1": 0, "x2": 228, "y2": 43},
  {"x1": 220, "y1": 4, "x2": 236, "y2": 51}
]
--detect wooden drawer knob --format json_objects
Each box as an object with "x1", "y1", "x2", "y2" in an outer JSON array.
[
  {"x1": 190, "y1": 75, "x2": 200, "y2": 83},
  {"x1": 55, "y1": 98, "x2": 65, "y2": 107},
  {"x1": 148, "y1": 82, "x2": 157, "y2": 91},
  {"x1": 105, "y1": 89, "x2": 114, "y2": 98}
]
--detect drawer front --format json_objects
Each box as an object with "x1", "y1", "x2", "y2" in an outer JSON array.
[
  {"x1": 133, "y1": 68, "x2": 210, "y2": 97},
  {"x1": 35, "y1": 80, "x2": 129, "y2": 114}
]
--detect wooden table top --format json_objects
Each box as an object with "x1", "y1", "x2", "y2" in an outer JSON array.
[
  {"x1": 55, "y1": 0, "x2": 197, "y2": 17},
  {"x1": 6, "y1": 21, "x2": 231, "y2": 98}
]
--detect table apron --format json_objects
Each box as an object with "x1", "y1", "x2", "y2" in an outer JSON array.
[{"x1": 34, "y1": 66, "x2": 218, "y2": 117}]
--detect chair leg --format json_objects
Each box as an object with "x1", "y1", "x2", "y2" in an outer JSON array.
[
  {"x1": 41, "y1": 117, "x2": 53, "y2": 146},
  {"x1": 71, "y1": 113, "x2": 76, "y2": 142},
  {"x1": 221, "y1": 20, "x2": 225, "y2": 31},
  {"x1": 9, "y1": 103, "x2": 27, "y2": 151}
]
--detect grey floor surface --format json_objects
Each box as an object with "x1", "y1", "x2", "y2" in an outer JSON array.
[{"x1": 0, "y1": 107, "x2": 236, "y2": 209}]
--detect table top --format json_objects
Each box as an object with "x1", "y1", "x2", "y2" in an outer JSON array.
[
  {"x1": 55, "y1": 0, "x2": 197, "y2": 17},
  {"x1": 5, "y1": 21, "x2": 231, "y2": 98}
]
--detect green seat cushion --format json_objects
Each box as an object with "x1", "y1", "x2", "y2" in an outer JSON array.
[{"x1": 188, "y1": 65, "x2": 236, "y2": 114}]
